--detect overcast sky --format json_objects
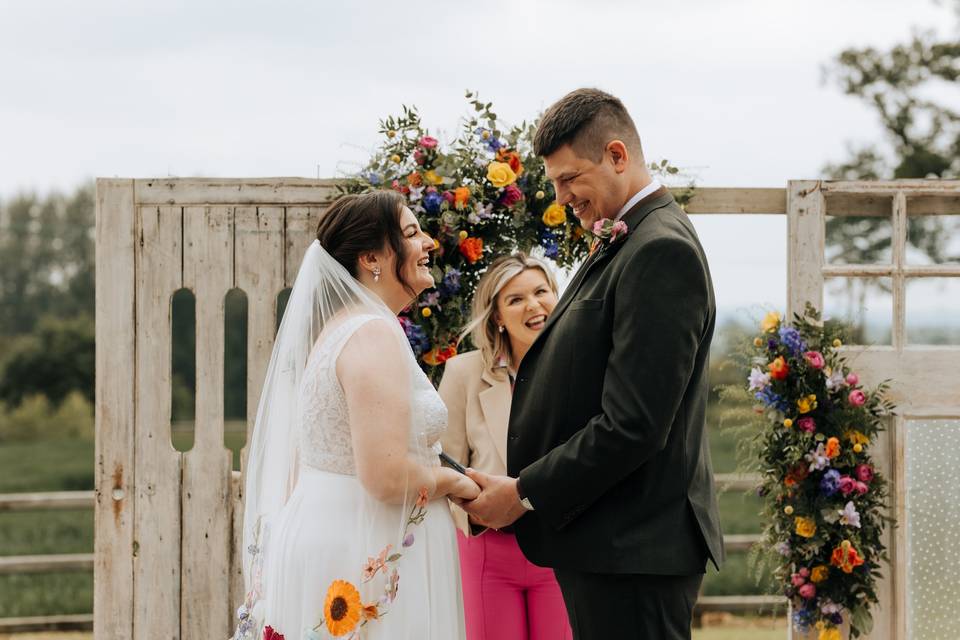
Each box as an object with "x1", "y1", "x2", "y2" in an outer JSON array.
[{"x1": 1, "y1": 0, "x2": 955, "y2": 315}]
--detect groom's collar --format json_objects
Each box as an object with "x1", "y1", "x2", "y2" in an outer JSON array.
[{"x1": 614, "y1": 178, "x2": 662, "y2": 222}]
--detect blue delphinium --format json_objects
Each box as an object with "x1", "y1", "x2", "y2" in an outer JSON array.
[
  {"x1": 792, "y1": 607, "x2": 814, "y2": 632},
  {"x1": 778, "y1": 326, "x2": 806, "y2": 356},
  {"x1": 756, "y1": 387, "x2": 789, "y2": 412},
  {"x1": 820, "y1": 469, "x2": 841, "y2": 497},
  {"x1": 539, "y1": 230, "x2": 559, "y2": 259},
  {"x1": 423, "y1": 191, "x2": 443, "y2": 214}
]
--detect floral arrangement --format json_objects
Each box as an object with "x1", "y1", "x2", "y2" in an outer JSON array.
[
  {"x1": 341, "y1": 92, "x2": 688, "y2": 380},
  {"x1": 234, "y1": 487, "x2": 430, "y2": 640},
  {"x1": 748, "y1": 305, "x2": 893, "y2": 639}
]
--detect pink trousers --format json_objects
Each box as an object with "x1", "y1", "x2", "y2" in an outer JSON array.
[{"x1": 457, "y1": 529, "x2": 573, "y2": 640}]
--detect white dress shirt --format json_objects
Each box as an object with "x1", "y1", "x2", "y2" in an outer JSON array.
[{"x1": 614, "y1": 178, "x2": 663, "y2": 222}]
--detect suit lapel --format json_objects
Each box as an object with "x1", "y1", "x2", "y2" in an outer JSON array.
[
  {"x1": 479, "y1": 367, "x2": 512, "y2": 466},
  {"x1": 532, "y1": 188, "x2": 674, "y2": 349}
]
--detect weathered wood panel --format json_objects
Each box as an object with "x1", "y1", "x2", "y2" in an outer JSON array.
[
  {"x1": 181, "y1": 206, "x2": 235, "y2": 638},
  {"x1": 93, "y1": 178, "x2": 136, "y2": 640},
  {"x1": 133, "y1": 205, "x2": 183, "y2": 640}
]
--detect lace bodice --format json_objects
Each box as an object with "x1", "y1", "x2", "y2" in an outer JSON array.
[{"x1": 297, "y1": 314, "x2": 447, "y2": 475}]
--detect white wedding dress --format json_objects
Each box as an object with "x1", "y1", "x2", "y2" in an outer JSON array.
[{"x1": 237, "y1": 312, "x2": 466, "y2": 639}]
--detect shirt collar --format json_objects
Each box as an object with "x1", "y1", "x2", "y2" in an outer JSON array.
[{"x1": 615, "y1": 178, "x2": 662, "y2": 222}]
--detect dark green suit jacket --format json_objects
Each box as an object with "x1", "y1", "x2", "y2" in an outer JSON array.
[{"x1": 508, "y1": 188, "x2": 725, "y2": 575}]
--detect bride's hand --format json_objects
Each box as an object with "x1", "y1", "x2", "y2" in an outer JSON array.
[{"x1": 436, "y1": 467, "x2": 481, "y2": 501}]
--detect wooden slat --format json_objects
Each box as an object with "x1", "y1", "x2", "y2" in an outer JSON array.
[
  {"x1": 723, "y1": 534, "x2": 762, "y2": 552},
  {"x1": 0, "y1": 614, "x2": 93, "y2": 633},
  {"x1": 285, "y1": 206, "x2": 325, "y2": 287},
  {"x1": 841, "y1": 347, "x2": 960, "y2": 409},
  {"x1": 233, "y1": 206, "x2": 285, "y2": 610},
  {"x1": 0, "y1": 553, "x2": 93, "y2": 574},
  {"x1": 134, "y1": 178, "x2": 340, "y2": 205},
  {"x1": 714, "y1": 473, "x2": 760, "y2": 492},
  {"x1": 787, "y1": 180, "x2": 825, "y2": 318},
  {"x1": 181, "y1": 206, "x2": 235, "y2": 639},
  {"x1": 820, "y1": 179, "x2": 960, "y2": 195},
  {"x1": 905, "y1": 194, "x2": 960, "y2": 216},
  {"x1": 94, "y1": 178, "x2": 136, "y2": 640},
  {"x1": 682, "y1": 188, "x2": 786, "y2": 214},
  {"x1": 0, "y1": 491, "x2": 94, "y2": 511},
  {"x1": 134, "y1": 204, "x2": 183, "y2": 640}
]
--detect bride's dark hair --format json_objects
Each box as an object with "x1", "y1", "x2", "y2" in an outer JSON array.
[{"x1": 316, "y1": 190, "x2": 416, "y2": 296}]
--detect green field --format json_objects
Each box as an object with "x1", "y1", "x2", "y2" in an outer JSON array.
[{"x1": 0, "y1": 405, "x2": 775, "y2": 619}]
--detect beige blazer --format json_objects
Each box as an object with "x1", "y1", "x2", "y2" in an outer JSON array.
[{"x1": 438, "y1": 350, "x2": 512, "y2": 536}]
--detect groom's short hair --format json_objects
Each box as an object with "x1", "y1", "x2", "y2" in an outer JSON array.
[{"x1": 533, "y1": 88, "x2": 642, "y2": 163}]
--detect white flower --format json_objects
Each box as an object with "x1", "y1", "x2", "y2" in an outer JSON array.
[
  {"x1": 467, "y1": 213, "x2": 481, "y2": 224},
  {"x1": 825, "y1": 369, "x2": 846, "y2": 391},
  {"x1": 408, "y1": 186, "x2": 424, "y2": 202},
  {"x1": 748, "y1": 367, "x2": 770, "y2": 391},
  {"x1": 805, "y1": 443, "x2": 830, "y2": 472},
  {"x1": 839, "y1": 501, "x2": 861, "y2": 528}
]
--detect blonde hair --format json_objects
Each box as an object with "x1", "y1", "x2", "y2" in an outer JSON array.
[{"x1": 460, "y1": 252, "x2": 559, "y2": 379}]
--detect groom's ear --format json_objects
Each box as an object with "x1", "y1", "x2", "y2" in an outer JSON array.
[{"x1": 606, "y1": 140, "x2": 630, "y2": 173}]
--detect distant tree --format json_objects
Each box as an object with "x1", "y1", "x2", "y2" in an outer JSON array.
[{"x1": 0, "y1": 314, "x2": 94, "y2": 407}]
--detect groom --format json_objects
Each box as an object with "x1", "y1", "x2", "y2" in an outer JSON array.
[{"x1": 462, "y1": 88, "x2": 724, "y2": 639}]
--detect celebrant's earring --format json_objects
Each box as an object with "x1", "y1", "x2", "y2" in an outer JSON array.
[
  {"x1": 373, "y1": 266, "x2": 381, "y2": 282},
  {"x1": 498, "y1": 325, "x2": 504, "y2": 333}
]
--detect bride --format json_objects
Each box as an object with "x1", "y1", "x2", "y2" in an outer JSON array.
[{"x1": 233, "y1": 190, "x2": 478, "y2": 639}]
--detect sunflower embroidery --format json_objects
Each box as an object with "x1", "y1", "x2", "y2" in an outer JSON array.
[{"x1": 322, "y1": 580, "x2": 363, "y2": 637}]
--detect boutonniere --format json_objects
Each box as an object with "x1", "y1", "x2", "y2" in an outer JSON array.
[{"x1": 589, "y1": 219, "x2": 629, "y2": 255}]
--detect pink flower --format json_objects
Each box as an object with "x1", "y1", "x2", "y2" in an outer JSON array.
[
  {"x1": 499, "y1": 183, "x2": 523, "y2": 207},
  {"x1": 838, "y1": 476, "x2": 856, "y2": 496},
  {"x1": 797, "y1": 417, "x2": 816, "y2": 433},
  {"x1": 798, "y1": 583, "x2": 817, "y2": 599},
  {"x1": 418, "y1": 135, "x2": 439, "y2": 149},
  {"x1": 610, "y1": 220, "x2": 628, "y2": 241},
  {"x1": 846, "y1": 372, "x2": 859, "y2": 385},
  {"x1": 791, "y1": 573, "x2": 806, "y2": 587},
  {"x1": 798, "y1": 567, "x2": 810, "y2": 578},
  {"x1": 804, "y1": 351, "x2": 825, "y2": 369},
  {"x1": 855, "y1": 464, "x2": 874, "y2": 483},
  {"x1": 413, "y1": 149, "x2": 426, "y2": 165},
  {"x1": 854, "y1": 481, "x2": 869, "y2": 495},
  {"x1": 442, "y1": 190, "x2": 455, "y2": 204},
  {"x1": 848, "y1": 389, "x2": 867, "y2": 406}
]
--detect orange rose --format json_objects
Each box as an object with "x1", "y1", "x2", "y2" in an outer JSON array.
[
  {"x1": 407, "y1": 171, "x2": 423, "y2": 187},
  {"x1": 423, "y1": 344, "x2": 457, "y2": 366},
  {"x1": 454, "y1": 187, "x2": 471, "y2": 208},
  {"x1": 497, "y1": 149, "x2": 524, "y2": 176},
  {"x1": 830, "y1": 539, "x2": 864, "y2": 573},
  {"x1": 825, "y1": 437, "x2": 841, "y2": 459},
  {"x1": 768, "y1": 356, "x2": 789, "y2": 380},
  {"x1": 458, "y1": 237, "x2": 483, "y2": 263}
]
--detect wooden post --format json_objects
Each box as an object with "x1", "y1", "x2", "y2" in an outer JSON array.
[{"x1": 94, "y1": 179, "x2": 137, "y2": 640}]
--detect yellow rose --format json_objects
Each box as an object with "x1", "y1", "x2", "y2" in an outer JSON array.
[
  {"x1": 797, "y1": 394, "x2": 818, "y2": 414},
  {"x1": 760, "y1": 311, "x2": 781, "y2": 334},
  {"x1": 541, "y1": 202, "x2": 568, "y2": 227},
  {"x1": 424, "y1": 170, "x2": 444, "y2": 185},
  {"x1": 810, "y1": 565, "x2": 829, "y2": 583},
  {"x1": 795, "y1": 516, "x2": 816, "y2": 538},
  {"x1": 845, "y1": 430, "x2": 869, "y2": 447},
  {"x1": 818, "y1": 625, "x2": 841, "y2": 640},
  {"x1": 486, "y1": 161, "x2": 517, "y2": 188}
]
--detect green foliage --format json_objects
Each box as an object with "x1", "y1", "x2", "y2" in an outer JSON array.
[
  {"x1": 0, "y1": 390, "x2": 94, "y2": 443},
  {"x1": 0, "y1": 313, "x2": 94, "y2": 407}
]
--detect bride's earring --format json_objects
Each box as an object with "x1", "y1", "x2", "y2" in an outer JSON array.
[
  {"x1": 498, "y1": 325, "x2": 505, "y2": 333},
  {"x1": 373, "y1": 266, "x2": 381, "y2": 283}
]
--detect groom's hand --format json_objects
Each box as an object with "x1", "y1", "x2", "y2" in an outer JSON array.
[{"x1": 459, "y1": 469, "x2": 526, "y2": 530}]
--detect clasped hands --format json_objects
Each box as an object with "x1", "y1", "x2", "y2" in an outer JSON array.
[{"x1": 453, "y1": 469, "x2": 527, "y2": 530}]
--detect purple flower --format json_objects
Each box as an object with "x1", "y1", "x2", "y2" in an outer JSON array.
[
  {"x1": 775, "y1": 541, "x2": 791, "y2": 556},
  {"x1": 423, "y1": 191, "x2": 443, "y2": 214},
  {"x1": 820, "y1": 469, "x2": 841, "y2": 496},
  {"x1": 767, "y1": 339, "x2": 778, "y2": 351},
  {"x1": 439, "y1": 269, "x2": 461, "y2": 297},
  {"x1": 402, "y1": 533, "x2": 415, "y2": 547},
  {"x1": 792, "y1": 608, "x2": 814, "y2": 631},
  {"x1": 399, "y1": 316, "x2": 430, "y2": 356},
  {"x1": 829, "y1": 612, "x2": 844, "y2": 625},
  {"x1": 365, "y1": 171, "x2": 382, "y2": 185},
  {"x1": 539, "y1": 230, "x2": 559, "y2": 259}
]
